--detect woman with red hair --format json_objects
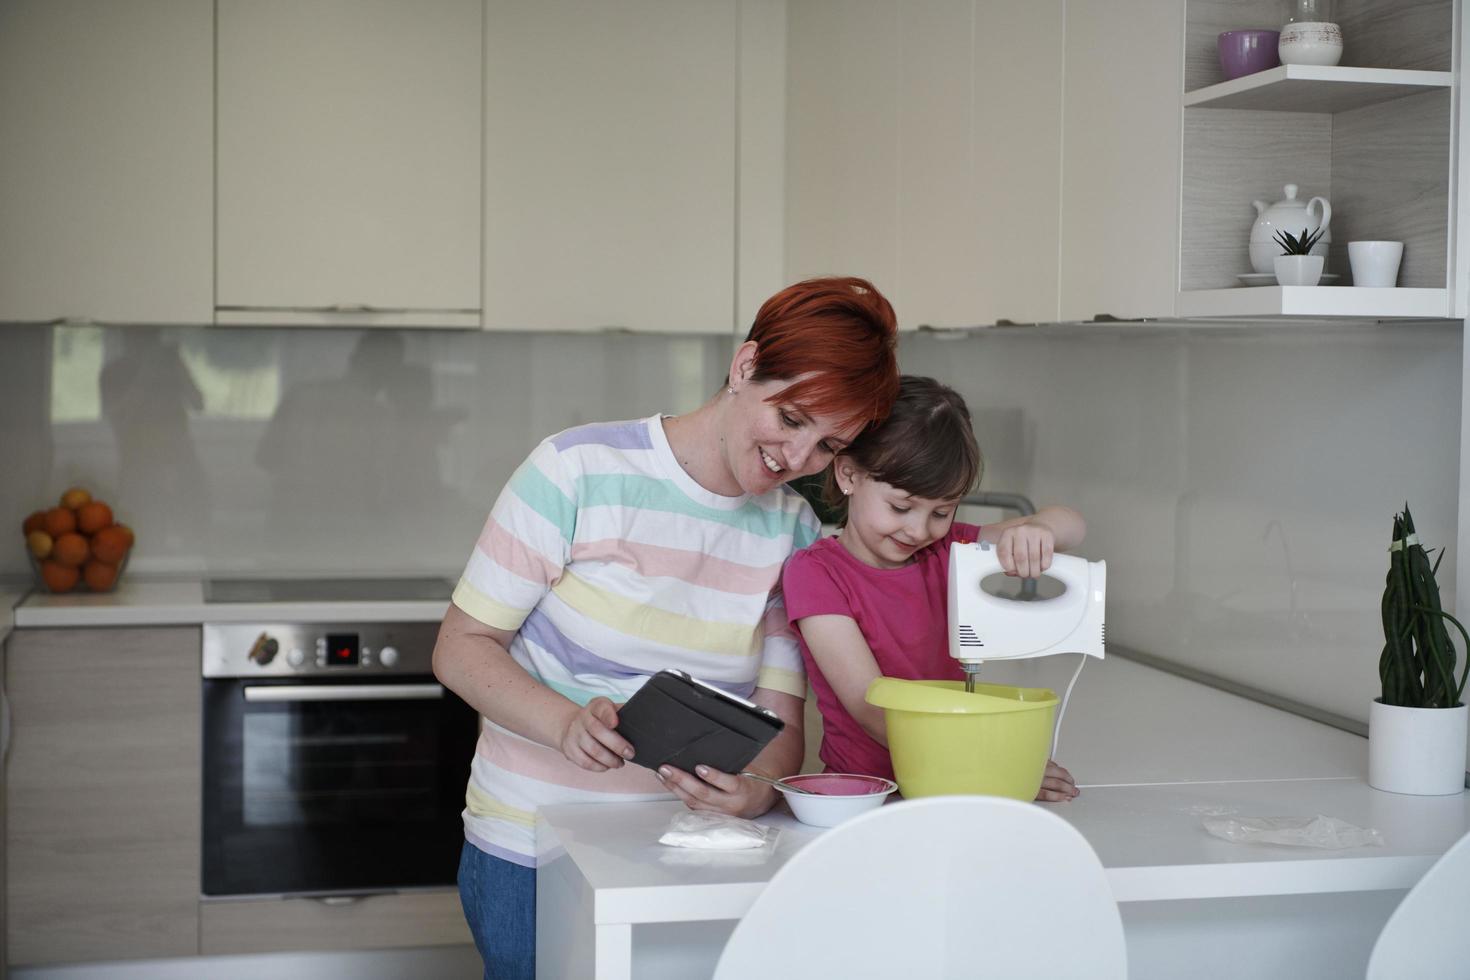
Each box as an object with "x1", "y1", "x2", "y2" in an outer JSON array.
[{"x1": 434, "y1": 277, "x2": 899, "y2": 979}]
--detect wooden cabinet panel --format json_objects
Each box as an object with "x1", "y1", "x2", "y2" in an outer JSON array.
[
  {"x1": 482, "y1": 0, "x2": 738, "y2": 334},
  {"x1": 0, "y1": 0, "x2": 213, "y2": 326},
  {"x1": 200, "y1": 890, "x2": 470, "y2": 954},
  {"x1": 785, "y1": 0, "x2": 901, "y2": 312},
  {"x1": 787, "y1": 0, "x2": 1064, "y2": 330},
  {"x1": 1060, "y1": 0, "x2": 1184, "y2": 321},
  {"x1": 4, "y1": 627, "x2": 201, "y2": 966},
  {"x1": 216, "y1": 0, "x2": 482, "y2": 326}
]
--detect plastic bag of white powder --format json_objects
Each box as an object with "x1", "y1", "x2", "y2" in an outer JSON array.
[
  {"x1": 1203, "y1": 814, "x2": 1384, "y2": 849},
  {"x1": 659, "y1": 811, "x2": 779, "y2": 850}
]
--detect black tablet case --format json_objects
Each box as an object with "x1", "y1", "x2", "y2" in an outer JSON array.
[{"x1": 615, "y1": 670, "x2": 785, "y2": 774}]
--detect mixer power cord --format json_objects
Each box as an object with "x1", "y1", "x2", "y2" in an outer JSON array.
[{"x1": 1051, "y1": 653, "x2": 1089, "y2": 760}]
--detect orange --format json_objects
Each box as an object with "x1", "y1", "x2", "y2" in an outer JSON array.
[
  {"x1": 91, "y1": 526, "x2": 131, "y2": 564},
  {"x1": 53, "y1": 532, "x2": 89, "y2": 567},
  {"x1": 114, "y1": 523, "x2": 135, "y2": 548},
  {"x1": 26, "y1": 530, "x2": 53, "y2": 559},
  {"x1": 60, "y1": 487, "x2": 91, "y2": 509},
  {"x1": 82, "y1": 561, "x2": 119, "y2": 592},
  {"x1": 77, "y1": 500, "x2": 113, "y2": 535},
  {"x1": 22, "y1": 510, "x2": 47, "y2": 535},
  {"x1": 40, "y1": 560, "x2": 79, "y2": 593},
  {"x1": 42, "y1": 507, "x2": 76, "y2": 537}
]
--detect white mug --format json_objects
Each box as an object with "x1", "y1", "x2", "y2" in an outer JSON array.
[{"x1": 1348, "y1": 241, "x2": 1404, "y2": 287}]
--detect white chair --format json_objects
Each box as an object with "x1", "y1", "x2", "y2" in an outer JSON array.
[
  {"x1": 1367, "y1": 827, "x2": 1470, "y2": 979},
  {"x1": 714, "y1": 796, "x2": 1126, "y2": 979}
]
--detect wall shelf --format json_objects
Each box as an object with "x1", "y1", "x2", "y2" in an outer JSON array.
[
  {"x1": 1176, "y1": 286, "x2": 1449, "y2": 319},
  {"x1": 1183, "y1": 65, "x2": 1452, "y2": 113}
]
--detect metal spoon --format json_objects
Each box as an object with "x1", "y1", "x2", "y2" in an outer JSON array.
[{"x1": 740, "y1": 771, "x2": 819, "y2": 795}]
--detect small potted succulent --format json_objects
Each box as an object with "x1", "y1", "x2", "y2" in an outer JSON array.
[
  {"x1": 1370, "y1": 505, "x2": 1468, "y2": 795},
  {"x1": 1272, "y1": 226, "x2": 1326, "y2": 286}
]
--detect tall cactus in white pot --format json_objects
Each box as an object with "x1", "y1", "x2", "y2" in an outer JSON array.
[{"x1": 1370, "y1": 505, "x2": 1469, "y2": 795}]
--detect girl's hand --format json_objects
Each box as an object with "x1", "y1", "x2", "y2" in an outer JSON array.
[
  {"x1": 1036, "y1": 759, "x2": 1079, "y2": 802},
  {"x1": 657, "y1": 763, "x2": 778, "y2": 819},
  {"x1": 560, "y1": 697, "x2": 635, "y2": 772},
  {"x1": 996, "y1": 522, "x2": 1055, "y2": 579}
]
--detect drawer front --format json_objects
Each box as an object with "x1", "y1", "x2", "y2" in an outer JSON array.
[{"x1": 200, "y1": 889, "x2": 471, "y2": 955}]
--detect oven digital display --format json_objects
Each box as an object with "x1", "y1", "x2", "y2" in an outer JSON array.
[{"x1": 325, "y1": 633, "x2": 360, "y2": 666}]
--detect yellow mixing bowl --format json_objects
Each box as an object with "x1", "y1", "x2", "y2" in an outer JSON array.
[{"x1": 865, "y1": 678, "x2": 1058, "y2": 801}]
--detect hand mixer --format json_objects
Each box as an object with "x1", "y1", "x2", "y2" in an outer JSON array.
[{"x1": 948, "y1": 541, "x2": 1106, "y2": 755}]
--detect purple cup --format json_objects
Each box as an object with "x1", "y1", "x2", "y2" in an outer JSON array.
[{"x1": 1218, "y1": 29, "x2": 1281, "y2": 80}]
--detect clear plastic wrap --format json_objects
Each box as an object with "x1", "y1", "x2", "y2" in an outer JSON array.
[
  {"x1": 658, "y1": 811, "x2": 779, "y2": 851},
  {"x1": 1202, "y1": 814, "x2": 1384, "y2": 849}
]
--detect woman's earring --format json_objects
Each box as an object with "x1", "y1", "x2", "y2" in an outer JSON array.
[{"x1": 726, "y1": 385, "x2": 736, "y2": 396}]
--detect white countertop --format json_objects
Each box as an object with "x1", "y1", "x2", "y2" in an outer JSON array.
[
  {"x1": 536, "y1": 657, "x2": 1467, "y2": 923},
  {"x1": 12, "y1": 578, "x2": 451, "y2": 628},
  {"x1": 540, "y1": 774, "x2": 1470, "y2": 923},
  {"x1": 974, "y1": 654, "x2": 1365, "y2": 783}
]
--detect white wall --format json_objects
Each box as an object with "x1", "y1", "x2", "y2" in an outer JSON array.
[{"x1": 903, "y1": 321, "x2": 1461, "y2": 727}]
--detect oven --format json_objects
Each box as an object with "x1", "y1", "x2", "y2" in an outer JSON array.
[{"x1": 201, "y1": 616, "x2": 478, "y2": 899}]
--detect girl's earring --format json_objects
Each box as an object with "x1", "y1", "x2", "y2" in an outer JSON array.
[{"x1": 841, "y1": 487, "x2": 852, "y2": 496}]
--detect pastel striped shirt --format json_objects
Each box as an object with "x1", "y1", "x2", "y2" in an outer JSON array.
[{"x1": 452, "y1": 415, "x2": 819, "y2": 866}]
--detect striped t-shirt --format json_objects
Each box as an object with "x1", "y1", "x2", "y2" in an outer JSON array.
[{"x1": 451, "y1": 414, "x2": 819, "y2": 866}]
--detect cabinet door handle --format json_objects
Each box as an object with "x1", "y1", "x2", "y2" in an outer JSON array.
[{"x1": 215, "y1": 304, "x2": 481, "y2": 315}]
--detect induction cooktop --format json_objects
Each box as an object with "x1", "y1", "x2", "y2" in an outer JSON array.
[{"x1": 202, "y1": 576, "x2": 454, "y2": 604}]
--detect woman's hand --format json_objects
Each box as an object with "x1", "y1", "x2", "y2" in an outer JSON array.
[
  {"x1": 995, "y1": 522, "x2": 1055, "y2": 579},
  {"x1": 1035, "y1": 759, "x2": 1079, "y2": 802},
  {"x1": 657, "y1": 764, "x2": 778, "y2": 819},
  {"x1": 559, "y1": 697, "x2": 635, "y2": 772}
]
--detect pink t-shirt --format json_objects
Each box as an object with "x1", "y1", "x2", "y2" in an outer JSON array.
[{"x1": 782, "y1": 522, "x2": 981, "y2": 779}]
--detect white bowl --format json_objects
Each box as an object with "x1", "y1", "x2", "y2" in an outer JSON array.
[{"x1": 776, "y1": 773, "x2": 897, "y2": 828}]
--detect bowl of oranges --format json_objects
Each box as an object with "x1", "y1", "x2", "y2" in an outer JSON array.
[{"x1": 22, "y1": 487, "x2": 135, "y2": 594}]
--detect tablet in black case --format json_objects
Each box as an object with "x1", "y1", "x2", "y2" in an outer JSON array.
[{"x1": 615, "y1": 669, "x2": 785, "y2": 775}]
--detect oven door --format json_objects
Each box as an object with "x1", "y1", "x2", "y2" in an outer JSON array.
[{"x1": 202, "y1": 675, "x2": 478, "y2": 898}]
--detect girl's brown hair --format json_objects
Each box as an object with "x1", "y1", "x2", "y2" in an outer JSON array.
[
  {"x1": 822, "y1": 375, "x2": 982, "y2": 524},
  {"x1": 741, "y1": 277, "x2": 900, "y2": 432}
]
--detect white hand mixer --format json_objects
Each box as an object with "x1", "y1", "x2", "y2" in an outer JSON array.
[{"x1": 948, "y1": 541, "x2": 1107, "y2": 755}]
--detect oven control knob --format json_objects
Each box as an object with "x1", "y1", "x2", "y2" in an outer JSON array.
[
  {"x1": 287, "y1": 648, "x2": 306, "y2": 669},
  {"x1": 379, "y1": 646, "x2": 400, "y2": 668}
]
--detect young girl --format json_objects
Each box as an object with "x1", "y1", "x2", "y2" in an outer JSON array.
[{"x1": 782, "y1": 376, "x2": 1085, "y2": 802}]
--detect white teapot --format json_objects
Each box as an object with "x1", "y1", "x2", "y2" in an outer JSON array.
[{"x1": 1250, "y1": 184, "x2": 1331, "y2": 274}]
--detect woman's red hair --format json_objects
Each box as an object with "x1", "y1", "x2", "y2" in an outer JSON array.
[{"x1": 742, "y1": 277, "x2": 900, "y2": 431}]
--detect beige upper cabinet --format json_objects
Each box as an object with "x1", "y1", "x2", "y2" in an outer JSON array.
[
  {"x1": 0, "y1": 0, "x2": 213, "y2": 326},
  {"x1": 786, "y1": 0, "x2": 1063, "y2": 330},
  {"x1": 1059, "y1": 0, "x2": 1184, "y2": 322},
  {"x1": 482, "y1": 0, "x2": 739, "y2": 334},
  {"x1": 216, "y1": 0, "x2": 482, "y2": 328},
  {"x1": 786, "y1": 0, "x2": 901, "y2": 317}
]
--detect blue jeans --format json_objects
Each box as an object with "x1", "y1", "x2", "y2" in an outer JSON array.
[{"x1": 458, "y1": 840, "x2": 536, "y2": 980}]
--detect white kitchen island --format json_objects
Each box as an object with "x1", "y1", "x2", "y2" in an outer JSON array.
[{"x1": 535, "y1": 657, "x2": 1470, "y2": 980}]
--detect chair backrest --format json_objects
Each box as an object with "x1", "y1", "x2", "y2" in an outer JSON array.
[
  {"x1": 714, "y1": 796, "x2": 1126, "y2": 980},
  {"x1": 1367, "y1": 827, "x2": 1470, "y2": 980}
]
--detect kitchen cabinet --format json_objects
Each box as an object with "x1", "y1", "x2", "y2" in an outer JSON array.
[
  {"x1": 216, "y1": 0, "x2": 482, "y2": 329},
  {"x1": 200, "y1": 891, "x2": 469, "y2": 955},
  {"x1": 4, "y1": 627, "x2": 200, "y2": 968},
  {"x1": 785, "y1": 0, "x2": 1064, "y2": 330},
  {"x1": 1176, "y1": 0, "x2": 1455, "y2": 319},
  {"x1": 1058, "y1": 0, "x2": 1185, "y2": 322},
  {"x1": 0, "y1": 0, "x2": 213, "y2": 326},
  {"x1": 481, "y1": 0, "x2": 745, "y2": 334}
]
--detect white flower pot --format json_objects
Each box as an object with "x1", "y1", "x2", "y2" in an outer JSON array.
[
  {"x1": 1368, "y1": 699, "x2": 1468, "y2": 796},
  {"x1": 1273, "y1": 253, "x2": 1324, "y2": 286}
]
